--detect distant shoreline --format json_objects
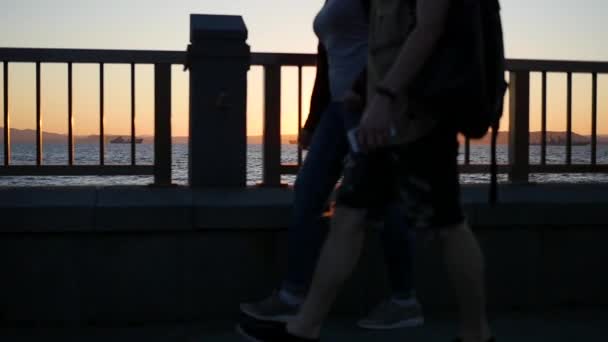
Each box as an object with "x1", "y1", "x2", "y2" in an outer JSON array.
[{"x1": 2, "y1": 128, "x2": 608, "y2": 145}]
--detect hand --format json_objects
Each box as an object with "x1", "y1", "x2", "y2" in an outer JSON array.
[
  {"x1": 342, "y1": 90, "x2": 364, "y2": 113},
  {"x1": 357, "y1": 95, "x2": 395, "y2": 151},
  {"x1": 299, "y1": 129, "x2": 313, "y2": 150}
]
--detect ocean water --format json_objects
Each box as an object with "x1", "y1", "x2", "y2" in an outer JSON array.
[{"x1": 1, "y1": 143, "x2": 608, "y2": 186}]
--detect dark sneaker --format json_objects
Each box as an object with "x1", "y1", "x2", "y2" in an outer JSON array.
[
  {"x1": 357, "y1": 298, "x2": 424, "y2": 329},
  {"x1": 236, "y1": 321, "x2": 319, "y2": 342},
  {"x1": 240, "y1": 291, "x2": 299, "y2": 322}
]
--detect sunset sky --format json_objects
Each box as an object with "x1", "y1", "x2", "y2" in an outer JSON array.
[{"x1": 1, "y1": 0, "x2": 608, "y2": 138}]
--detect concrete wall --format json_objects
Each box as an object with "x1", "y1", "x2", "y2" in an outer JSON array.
[{"x1": 0, "y1": 184, "x2": 607, "y2": 324}]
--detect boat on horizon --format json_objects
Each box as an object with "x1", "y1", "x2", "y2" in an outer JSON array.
[
  {"x1": 110, "y1": 136, "x2": 143, "y2": 144},
  {"x1": 531, "y1": 136, "x2": 589, "y2": 146}
]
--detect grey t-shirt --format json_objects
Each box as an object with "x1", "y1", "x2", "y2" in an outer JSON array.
[{"x1": 313, "y1": 0, "x2": 368, "y2": 101}]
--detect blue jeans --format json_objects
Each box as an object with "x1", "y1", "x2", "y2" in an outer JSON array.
[{"x1": 282, "y1": 102, "x2": 415, "y2": 298}]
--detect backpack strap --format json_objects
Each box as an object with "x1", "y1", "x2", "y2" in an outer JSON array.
[
  {"x1": 490, "y1": 121, "x2": 499, "y2": 205},
  {"x1": 304, "y1": 42, "x2": 331, "y2": 133},
  {"x1": 361, "y1": 0, "x2": 370, "y2": 16},
  {"x1": 474, "y1": 0, "x2": 500, "y2": 205},
  {"x1": 350, "y1": 0, "x2": 371, "y2": 105}
]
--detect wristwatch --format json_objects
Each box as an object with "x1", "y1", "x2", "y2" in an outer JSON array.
[{"x1": 375, "y1": 85, "x2": 397, "y2": 102}]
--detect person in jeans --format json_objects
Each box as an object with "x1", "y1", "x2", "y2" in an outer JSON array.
[
  {"x1": 237, "y1": 0, "x2": 499, "y2": 341},
  {"x1": 239, "y1": 0, "x2": 422, "y2": 330}
]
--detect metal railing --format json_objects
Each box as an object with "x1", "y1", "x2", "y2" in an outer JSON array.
[
  {"x1": 507, "y1": 59, "x2": 608, "y2": 180},
  {"x1": 251, "y1": 53, "x2": 316, "y2": 186},
  {"x1": 1, "y1": 48, "x2": 607, "y2": 187},
  {"x1": 256, "y1": 55, "x2": 608, "y2": 186},
  {"x1": 0, "y1": 48, "x2": 186, "y2": 185}
]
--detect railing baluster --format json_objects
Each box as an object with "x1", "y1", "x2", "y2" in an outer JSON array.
[
  {"x1": 591, "y1": 72, "x2": 597, "y2": 166},
  {"x1": 131, "y1": 63, "x2": 136, "y2": 166},
  {"x1": 68, "y1": 62, "x2": 74, "y2": 165},
  {"x1": 36, "y1": 62, "x2": 42, "y2": 166},
  {"x1": 99, "y1": 63, "x2": 105, "y2": 166},
  {"x1": 262, "y1": 64, "x2": 282, "y2": 187},
  {"x1": 464, "y1": 137, "x2": 471, "y2": 165},
  {"x1": 3, "y1": 61, "x2": 9, "y2": 166},
  {"x1": 566, "y1": 72, "x2": 572, "y2": 165},
  {"x1": 297, "y1": 65, "x2": 303, "y2": 167},
  {"x1": 541, "y1": 71, "x2": 547, "y2": 165},
  {"x1": 153, "y1": 63, "x2": 172, "y2": 186}
]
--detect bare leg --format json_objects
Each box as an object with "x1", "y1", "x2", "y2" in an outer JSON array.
[
  {"x1": 286, "y1": 206, "x2": 368, "y2": 339},
  {"x1": 439, "y1": 222, "x2": 492, "y2": 342}
]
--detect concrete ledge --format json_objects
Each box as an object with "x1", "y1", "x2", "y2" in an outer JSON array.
[
  {"x1": 1, "y1": 184, "x2": 607, "y2": 232},
  {"x1": 0, "y1": 184, "x2": 607, "y2": 323},
  {"x1": 0, "y1": 187, "x2": 96, "y2": 232},
  {"x1": 96, "y1": 187, "x2": 193, "y2": 231},
  {"x1": 192, "y1": 188, "x2": 292, "y2": 229}
]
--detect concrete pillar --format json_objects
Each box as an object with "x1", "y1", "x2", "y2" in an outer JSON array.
[{"x1": 188, "y1": 14, "x2": 250, "y2": 188}]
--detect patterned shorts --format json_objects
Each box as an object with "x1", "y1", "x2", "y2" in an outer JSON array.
[{"x1": 335, "y1": 126, "x2": 465, "y2": 230}]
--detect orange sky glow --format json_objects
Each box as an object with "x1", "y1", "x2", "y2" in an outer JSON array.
[
  {"x1": 2, "y1": 64, "x2": 608, "y2": 138},
  {"x1": 1, "y1": 0, "x2": 608, "y2": 139}
]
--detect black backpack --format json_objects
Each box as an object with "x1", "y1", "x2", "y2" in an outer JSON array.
[
  {"x1": 361, "y1": 0, "x2": 370, "y2": 14},
  {"x1": 410, "y1": 0, "x2": 508, "y2": 204}
]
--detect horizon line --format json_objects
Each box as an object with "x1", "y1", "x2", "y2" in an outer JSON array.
[{"x1": 1, "y1": 127, "x2": 608, "y2": 137}]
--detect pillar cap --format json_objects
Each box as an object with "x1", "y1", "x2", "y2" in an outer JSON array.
[{"x1": 190, "y1": 14, "x2": 248, "y2": 44}]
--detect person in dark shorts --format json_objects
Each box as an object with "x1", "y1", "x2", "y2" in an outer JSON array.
[
  {"x1": 339, "y1": 124, "x2": 463, "y2": 231},
  {"x1": 238, "y1": 0, "x2": 423, "y2": 332},
  {"x1": 236, "y1": 0, "x2": 496, "y2": 341}
]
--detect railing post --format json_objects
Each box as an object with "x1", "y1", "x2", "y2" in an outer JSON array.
[
  {"x1": 262, "y1": 64, "x2": 282, "y2": 187},
  {"x1": 153, "y1": 63, "x2": 172, "y2": 186},
  {"x1": 3, "y1": 61, "x2": 10, "y2": 166},
  {"x1": 188, "y1": 14, "x2": 250, "y2": 188},
  {"x1": 508, "y1": 71, "x2": 530, "y2": 183}
]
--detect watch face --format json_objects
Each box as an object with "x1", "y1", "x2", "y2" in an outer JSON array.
[
  {"x1": 347, "y1": 128, "x2": 361, "y2": 153},
  {"x1": 348, "y1": 125, "x2": 399, "y2": 152},
  {"x1": 377, "y1": 86, "x2": 397, "y2": 100}
]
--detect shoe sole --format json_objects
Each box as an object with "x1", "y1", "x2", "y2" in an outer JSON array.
[
  {"x1": 239, "y1": 304, "x2": 295, "y2": 323},
  {"x1": 357, "y1": 316, "x2": 424, "y2": 330},
  {"x1": 236, "y1": 324, "x2": 264, "y2": 342}
]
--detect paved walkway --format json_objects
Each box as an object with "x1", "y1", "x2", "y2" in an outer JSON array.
[{"x1": 0, "y1": 311, "x2": 606, "y2": 341}]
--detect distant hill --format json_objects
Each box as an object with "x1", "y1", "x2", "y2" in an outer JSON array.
[
  {"x1": 0, "y1": 128, "x2": 296, "y2": 145},
  {"x1": 0, "y1": 128, "x2": 606, "y2": 145},
  {"x1": 464, "y1": 131, "x2": 599, "y2": 145},
  {"x1": 0, "y1": 128, "x2": 152, "y2": 144},
  {"x1": 0, "y1": 128, "x2": 67, "y2": 144},
  {"x1": 247, "y1": 134, "x2": 298, "y2": 145}
]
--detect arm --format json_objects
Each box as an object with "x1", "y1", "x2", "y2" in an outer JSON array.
[
  {"x1": 341, "y1": 67, "x2": 367, "y2": 114},
  {"x1": 351, "y1": 0, "x2": 370, "y2": 101},
  {"x1": 357, "y1": 0, "x2": 451, "y2": 148},
  {"x1": 303, "y1": 42, "x2": 331, "y2": 133},
  {"x1": 351, "y1": 68, "x2": 367, "y2": 100},
  {"x1": 376, "y1": 0, "x2": 451, "y2": 95}
]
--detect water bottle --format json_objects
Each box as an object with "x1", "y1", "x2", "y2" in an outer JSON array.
[
  {"x1": 339, "y1": 125, "x2": 401, "y2": 208},
  {"x1": 346, "y1": 125, "x2": 398, "y2": 154}
]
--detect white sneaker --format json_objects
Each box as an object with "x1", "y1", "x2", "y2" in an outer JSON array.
[{"x1": 357, "y1": 298, "x2": 424, "y2": 330}]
